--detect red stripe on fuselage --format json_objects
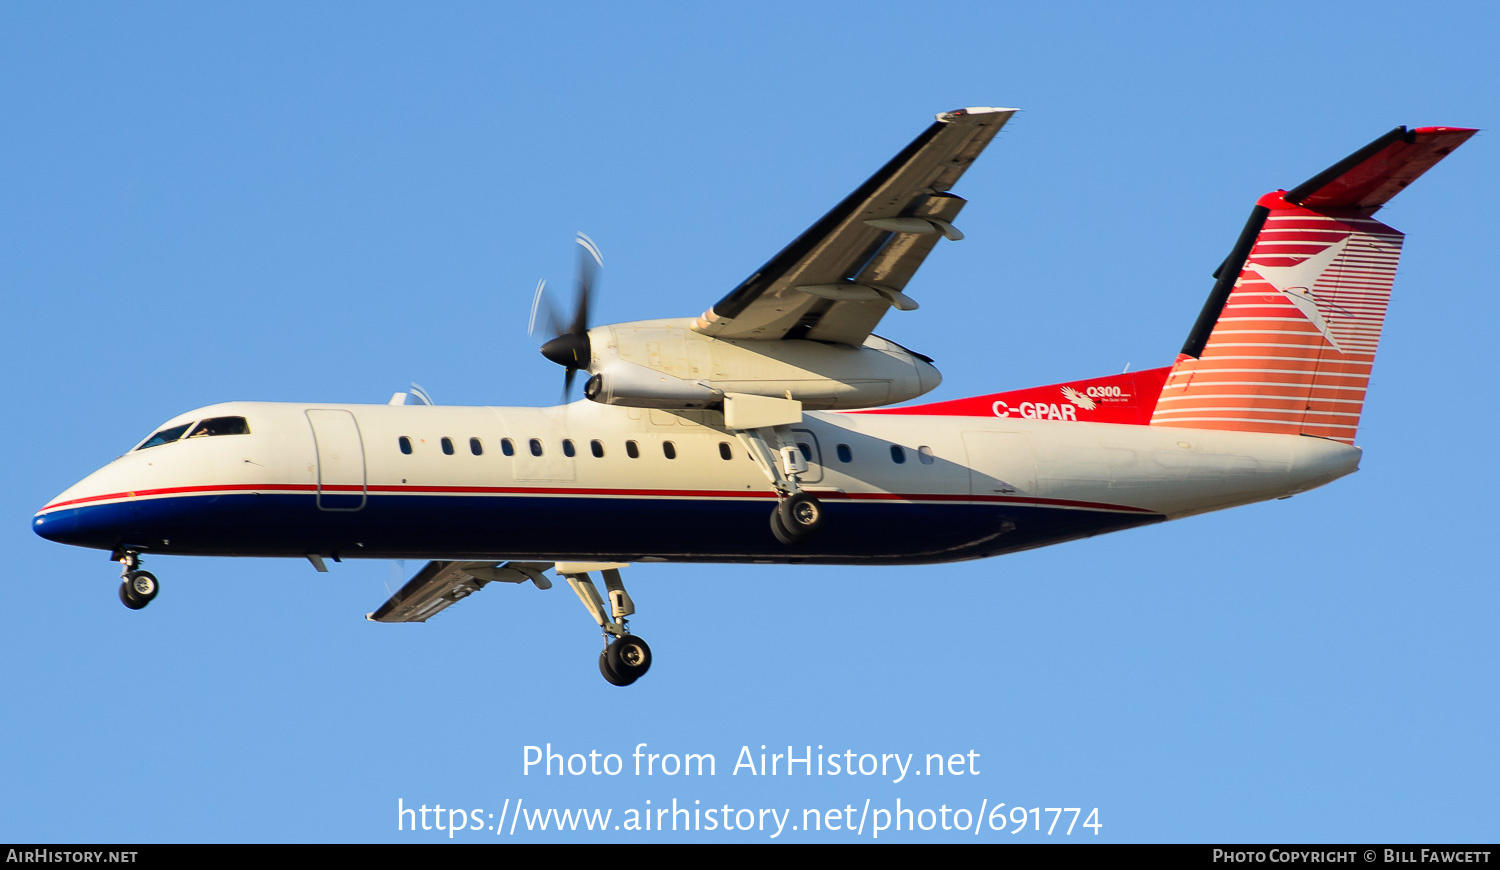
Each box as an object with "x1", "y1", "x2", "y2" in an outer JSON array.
[{"x1": 38, "y1": 482, "x2": 1155, "y2": 515}]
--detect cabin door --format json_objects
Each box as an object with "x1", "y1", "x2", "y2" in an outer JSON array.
[{"x1": 306, "y1": 409, "x2": 367, "y2": 511}]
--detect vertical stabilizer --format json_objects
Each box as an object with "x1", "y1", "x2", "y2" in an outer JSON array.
[{"x1": 1151, "y1": 126, "x2": 1474, "y2": 443}]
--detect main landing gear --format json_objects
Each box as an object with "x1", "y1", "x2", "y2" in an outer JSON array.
[
  {"x1": 114, "y1": 550, "x2": 159, "y2": 610},
  {"x1": 733, "y1": 426, "x2": 825, "y2": 546},
  {"x1": 770, "y1": 490, "x2": 824, "y2": 545},
  {"x1": 562, "y1": 564, "x2": 653, "y2": 687},
  {"x1": 598, "y1": 635, "x2": 653, "y2": 687}
]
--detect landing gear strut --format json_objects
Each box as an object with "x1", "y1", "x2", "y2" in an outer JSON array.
[
  {"x1": 114, "y1": 550, "x2": 159, "y2": 610},
  {"x1": 563, "y1": 564, "x2": 652, "y2": 687},
  {"x1": 734, "y1": 426, "x2": 825, "y2": 546}
]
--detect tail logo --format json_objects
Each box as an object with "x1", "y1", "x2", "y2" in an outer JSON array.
[
  {"x1": 1246, "y1": 237, "x2": 1351, "y2": 353},
  {"x1": 1060, "y1": 386, "x2": 1097, "y2": 410}
]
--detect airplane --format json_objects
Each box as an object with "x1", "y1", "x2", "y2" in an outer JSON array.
[{"x1": 32, "y1": 108, "x2": 1474, "y2": 686}]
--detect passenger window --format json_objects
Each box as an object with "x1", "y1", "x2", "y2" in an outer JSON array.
[
  {"x1": 138, "y1": 423, "x2": 192, "y2": 450},
  {"x1": 719, "y1": 442, "x2": 732, "y2": 460},
  {"x1": 441, "y1": 437, "x2": 455, "y2": 456},
  {"x1": 501, "y1": 438, "x2": 515, "y2": 456},
  {"x1": 563, "y1": 439, "x2": 576, "y2": 458},
  {"x1": 529, "y1": 438, "x2": 543, "y2": 457},
  {"x1": 470, "y1": 437, "x2": 483, "y2": 456},
  {"x1": 798, "y1": 442, "x2": 812, "y2": 461},
  {"x1": 626, "y1": 440, "x2": 640, "y2": 459},
  {"x1": 399, "y1": 436, "x2": 413, "y2": 455},
  {"x1": 890, "y1": 445, "x2": 906, "y2": 464},
  {"x1": 663, "y1": 441, "x2": 677, "y2": 459},
  {"x1": 591, "y1": 439, "x2": 605, "y2": 458},
  {"x1": 187, "y1": 416, "x2": 250, "y2": 438},
  {"x1": 836, "y1": 444, "x2": 852, "y2": 463},
  {"x1": 918, "y1": 445, "x2": 935, "y2": 465}
]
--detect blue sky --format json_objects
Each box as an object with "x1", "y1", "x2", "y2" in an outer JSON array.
[{"x1": 3, "y1": 2, "x2": 1495, "y2": 843}]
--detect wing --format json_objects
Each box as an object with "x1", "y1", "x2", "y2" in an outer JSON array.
[
  {"x1": 692, "y1": 107, "x2": 1016, "y2": 345},
  {"x1": 365, "y1": 560, "x2": 553, "y2": 623}
]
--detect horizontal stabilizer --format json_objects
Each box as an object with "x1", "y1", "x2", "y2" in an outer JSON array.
[
  {"x1": 366, "y1": 560, "x2": 553, "y2": 624},
  {"x1": 1283, "y1": 126, "x2": 1476, "y2": 212}
]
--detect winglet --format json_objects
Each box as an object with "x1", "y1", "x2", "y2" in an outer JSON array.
[{"x1": 1282, "y1": 125, "x2": 1476, "y2": 211}]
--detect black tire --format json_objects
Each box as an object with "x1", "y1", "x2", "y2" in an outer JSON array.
[
  {"x1": 599, "y1": 650, "x2": 635, "y2": 687},
  {"x1": 127, "y1": 571, "x2": 159, "y2": 605},
  {"x1": 607, "y1": 635, "x2": 653, "y2": 681},
  {"x1": 119, "y1": 581, "x2": 148, "y2": 611},
  {"x1": 769, "y1": 506, "x2": 800, "y2": 545},
  {"x1": 778, "y1": 492, "x2": 823, "y2": 537}
]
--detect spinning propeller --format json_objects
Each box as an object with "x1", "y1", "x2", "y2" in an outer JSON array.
[{"x1": 531, "y1": 232, "x2": 603, "y2": 400}]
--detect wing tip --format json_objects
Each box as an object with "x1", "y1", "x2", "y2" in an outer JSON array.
[{"x1": 937, "y1": 106, "x2": 1019, "y2": 122}]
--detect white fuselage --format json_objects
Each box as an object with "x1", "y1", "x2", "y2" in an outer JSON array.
[{"x1": 34, "y1": 399, "x2": 1360, "y2": 566}]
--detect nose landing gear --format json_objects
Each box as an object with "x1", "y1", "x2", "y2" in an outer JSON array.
[{"x1": 113, "y1": 550, "x2": 159, "y2": 610}]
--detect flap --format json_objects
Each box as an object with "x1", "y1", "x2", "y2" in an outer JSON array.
[{"x1": 366, "y1": 560, "x2": 553, "y2": 624}]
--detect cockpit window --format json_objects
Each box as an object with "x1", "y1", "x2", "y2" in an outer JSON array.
[
  {"x1": 186, "y1": 416, "x2": 251, "y2": 438},
  {"x1": 137, "y1": 423, "x2": 192, "y2": 450}
]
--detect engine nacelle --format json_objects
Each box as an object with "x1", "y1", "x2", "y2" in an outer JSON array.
[
  {"x1": 584, "y1": 361, "x2": 722, "y2": 409},
  {"x1": 581, "y1": 318, "x2": 941, "y2": 410}
]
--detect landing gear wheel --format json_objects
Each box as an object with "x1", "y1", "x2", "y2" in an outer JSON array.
[
  {"x1": 128, "y1": 571, "x2": 159, "y2": 603},
  {"x1": 119, "y1": 582, "x2": 147, "y2": 610},
  {"x1": 119, "y1": 571, "x2": 159, "y2": 610},
  {"x1": 599, "y1": 650, "x2": 636, "y2": 687},
  {"x1": 770, "y1": 506, "x2": 799, "y2": 545},
  {"x1": 607, "y1": 635, "x2": 652, "y2": 681},
  {"x1": 774, "y1": 492, "x2": 823, "y2": 541}
]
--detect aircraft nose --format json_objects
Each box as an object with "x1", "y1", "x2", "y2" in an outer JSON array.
[
  {"x1": 34, "y1": 476, "x2": 125, "y2": 549},
  {"x1": 33, "y1": 502, "x2": 131, "y2": 550},
  {"x1": 32, "y1": 509, "x2": 78, "y2": 544},
  {"x1": 33, "y1": 464, "x2": 135, "y2": 550}
]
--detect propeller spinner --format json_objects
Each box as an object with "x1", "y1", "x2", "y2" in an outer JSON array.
[{"x1": 533, "y1": 233, "x2": 603, "y2": 399}]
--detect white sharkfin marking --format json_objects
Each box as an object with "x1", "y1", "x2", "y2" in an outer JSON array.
[{"x1": 1247, "y1": 237, "x2": 1351, "y2": 353}]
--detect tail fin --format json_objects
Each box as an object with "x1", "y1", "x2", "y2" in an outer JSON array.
[{"x1": 1150, "y1": 126, "x2": 1475, "y2": 443}]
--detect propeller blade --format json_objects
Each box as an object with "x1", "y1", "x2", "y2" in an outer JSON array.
[
  {"x1": 576, "y1": 231, "x2": 604, "y2": 267},
  {"x1": 569, "y1": 233, "x2": 600, "y2": 336},
  {"x1": 527, "y1": 279, "x2": 546, "y2": 338},
  {"x1": 528, "y1": 279, "x2": 567, "y2": 339},
  {"x1": 537, "y1": 232, "x2": 605, "y2": 401}
]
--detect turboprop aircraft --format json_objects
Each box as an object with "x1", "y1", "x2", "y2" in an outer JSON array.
[{"x1": 32, "y1": 108, "x2": 1473, "y2": 686}]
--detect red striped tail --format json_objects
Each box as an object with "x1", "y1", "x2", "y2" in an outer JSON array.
[{"x1": 1151, "y1": 126, "x2": 1474, "y2": 444}]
